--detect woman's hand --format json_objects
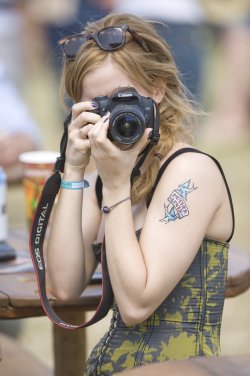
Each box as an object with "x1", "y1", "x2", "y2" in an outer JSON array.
[
  {"x1": 88, "y1": 112, "x2": 152, "y2": 190},
  {"x1": 65, "y1": 101, "x2": 101, "y2": 172}
]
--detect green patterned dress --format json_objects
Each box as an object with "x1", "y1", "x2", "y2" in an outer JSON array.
[
  {"x1": 84, "y1": 234, "x2": 229, "y2": 376},
  {"x1": 85, "y1": 148, "x2": 233, "y2": 375}
]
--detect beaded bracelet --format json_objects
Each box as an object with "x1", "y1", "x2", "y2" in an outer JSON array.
[
  {"x1": 61, "y1": 178, "x2": 89, "y2": 190},
  {"x1": 101, "y1": 196, "x2": 131, "y2": 214}
]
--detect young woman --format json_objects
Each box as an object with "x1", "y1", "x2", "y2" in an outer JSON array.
[{"x1": 47, "y1": 13, "x2": 234, "y2": 375}]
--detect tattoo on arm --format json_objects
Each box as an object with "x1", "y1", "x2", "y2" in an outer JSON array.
[{"x1": 160, "y1": 179, "x2": 197, "y2": 224}]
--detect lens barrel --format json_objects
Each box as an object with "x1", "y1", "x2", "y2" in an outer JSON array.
[{"x1": 109, "y1": 106, "x2": 145, "y2": 145}]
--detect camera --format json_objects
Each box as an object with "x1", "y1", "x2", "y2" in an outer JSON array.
[{"x1": 91, "y1": 87, "x2": 160, "y2": 145}]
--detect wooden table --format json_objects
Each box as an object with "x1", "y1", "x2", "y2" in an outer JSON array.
[
  {"x1": 117, "y1": 354, "x2": 250, "y2": 376},
  {"x1": 227, "y1": 244, "x2": 250, "y2": 297},
  {"x1": 0, "y1": 228, "x2": 102, "y2": 376},
  {"x1": 0, "y1": 229, "x2": 250, "y2": 376}
]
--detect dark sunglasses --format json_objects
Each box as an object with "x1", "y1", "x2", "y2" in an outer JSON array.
[{"x1": 58, "y1": 24, "x2": 150, "y2": 60}]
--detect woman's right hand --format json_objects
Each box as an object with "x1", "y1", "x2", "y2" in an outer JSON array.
[{"x1": 65, "y1": 101, "x2": 101, "y2": 172}]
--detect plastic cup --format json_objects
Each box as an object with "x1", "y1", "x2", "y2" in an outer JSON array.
[{"x1": 19, "y1": 151, "x2": 59, "y2": 229}]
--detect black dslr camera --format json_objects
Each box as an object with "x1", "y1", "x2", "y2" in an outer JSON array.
[{"x1": 91, "y1": 87, "x2": 160, "y2": 146}]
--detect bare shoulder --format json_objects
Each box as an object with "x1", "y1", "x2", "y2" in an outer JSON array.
[
  {"x1": 159, "y1": 148, "x2": 226, "y2": 192},
  {"x1": 146, "y1": 146, "x2": 233, "y2": 242}
]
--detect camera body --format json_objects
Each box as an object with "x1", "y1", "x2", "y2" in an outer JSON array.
[{"x1": 91, "y1": 87, "x2": 160, "y2": 145}]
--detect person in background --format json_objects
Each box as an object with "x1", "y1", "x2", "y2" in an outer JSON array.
[
  {"x1": 0, "y1": 61, "x2": 42, "y2": 182},
  {"x1": 45, "y1": 0, "x2": 109, "y2": 73},
  {"x1": 113, "y1": 0, "x2": 205, "y2": 98},
  {"x1": 47, "y1": 13, "x2": 234, "y2": 375},
  {"x1": 0, "y1": 0, "x2": 25, "y2": 83},
  {"x1": 200, "y1": 0, "x2": 250, "y2": 144}
]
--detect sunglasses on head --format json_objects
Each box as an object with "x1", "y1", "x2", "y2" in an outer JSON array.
[{"x1": 58, "y1": 24, "x2": 150, "y2": 61}]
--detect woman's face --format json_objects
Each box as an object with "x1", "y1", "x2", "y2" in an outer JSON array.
[
  {"x1": 80, "y1": 57, "x2": 164, "y2": 150},
  {"x1": 81, "y1": 56, "x2": 160, "y2": 103}
]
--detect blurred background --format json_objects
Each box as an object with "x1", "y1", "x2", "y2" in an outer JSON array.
[{"x1": 0, "y1": 0, "x2": 250, "y2": 371}]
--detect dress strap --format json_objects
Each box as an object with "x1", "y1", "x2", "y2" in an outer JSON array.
[
  {"x1": 95, "y1": 174, "x2": 103, "y2": 209},
  {"x1": 146, "y1": 147, "x2": 235, "y2": 243}
]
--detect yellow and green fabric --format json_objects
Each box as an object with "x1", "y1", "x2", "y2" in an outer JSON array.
[{"x1": 84, "y1": 235, "x2": 228, "y2": 375}]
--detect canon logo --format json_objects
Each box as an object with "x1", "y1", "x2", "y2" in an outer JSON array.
[{"x1": 117, "y1": 93, "x2": 133, "y2": 98}]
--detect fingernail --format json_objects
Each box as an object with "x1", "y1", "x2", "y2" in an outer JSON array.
[{"x1": 91, "y1": 101, "x2": 99, "y2": 109}]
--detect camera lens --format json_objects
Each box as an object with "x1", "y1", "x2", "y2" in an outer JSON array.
[
  {"x1": 116, "y1": 114, "x2": 139, "y2": 138},
  {"x1": 109, "y1": 107, "x2": 145, "y2": 145}
]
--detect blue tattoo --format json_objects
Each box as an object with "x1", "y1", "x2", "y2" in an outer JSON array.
[{"x1": 160, "y1": 179, "x2": 197, "y2": 224}]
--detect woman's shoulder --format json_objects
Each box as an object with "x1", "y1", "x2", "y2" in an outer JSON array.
[
  {"x1": 154, "y1": 142, "x2": 226, "y2": 204},
  {"x1": 160, "y1": 142, "x2": 222, "y2": 178},
  {"x1": 148, "y1": 143, "x2": 233, "y2": 242}
]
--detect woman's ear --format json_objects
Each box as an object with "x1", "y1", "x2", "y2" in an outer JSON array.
[{"x1": 151, "y1": 80, "x2": 166, "y2": 104}]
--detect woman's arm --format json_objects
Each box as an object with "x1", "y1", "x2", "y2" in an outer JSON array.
[
  {"x1": 46, "y1": 101, "x2": 102, "y2": 301},
  {"x1": 102, "y1": 153, "x2": 232, "y2": 325},
  {"x1": 47, "y1": 169, "x2": 101, "y2": 301}
]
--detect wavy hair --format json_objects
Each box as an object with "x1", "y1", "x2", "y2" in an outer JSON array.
[{"x1": 61, "y1": 13, "x2": 199, "y2": 204}]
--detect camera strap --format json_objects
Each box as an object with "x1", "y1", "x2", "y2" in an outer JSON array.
[
  {"x1": 29, "y1": 113, "x2": 113, "y2": 329},
  {"x1": 131, "y1": 100, "x2": 160, "y2": 179}
]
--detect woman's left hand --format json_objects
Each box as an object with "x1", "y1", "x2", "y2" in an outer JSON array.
[{"x1": 87, "y1": 112, "x2": 152, "y2": 190}]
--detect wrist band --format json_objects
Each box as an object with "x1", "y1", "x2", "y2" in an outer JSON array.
[
  {"x1": 101, "y1": 196, "x2": 131, "y2": 214},
  {"x1": 61, "y1": 178, "x2": 89, "y2": 190}
]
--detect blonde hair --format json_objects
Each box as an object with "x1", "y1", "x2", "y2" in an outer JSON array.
[{"x1": 61, "y1": 13, "x2": 199, "y2": 204}]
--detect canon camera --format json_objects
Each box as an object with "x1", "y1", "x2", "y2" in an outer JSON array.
[{"x1": 91, "y1": 87, "x2": 160, "y2": 146}]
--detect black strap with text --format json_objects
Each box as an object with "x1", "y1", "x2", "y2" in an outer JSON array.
[{"x1": 29, "y1": 113, "x2": 113, "y2": 329}]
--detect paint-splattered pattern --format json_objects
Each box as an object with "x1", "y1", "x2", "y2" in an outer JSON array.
[{"x1": 85, "y1": 235, "x2": 228, "y2": 375}]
